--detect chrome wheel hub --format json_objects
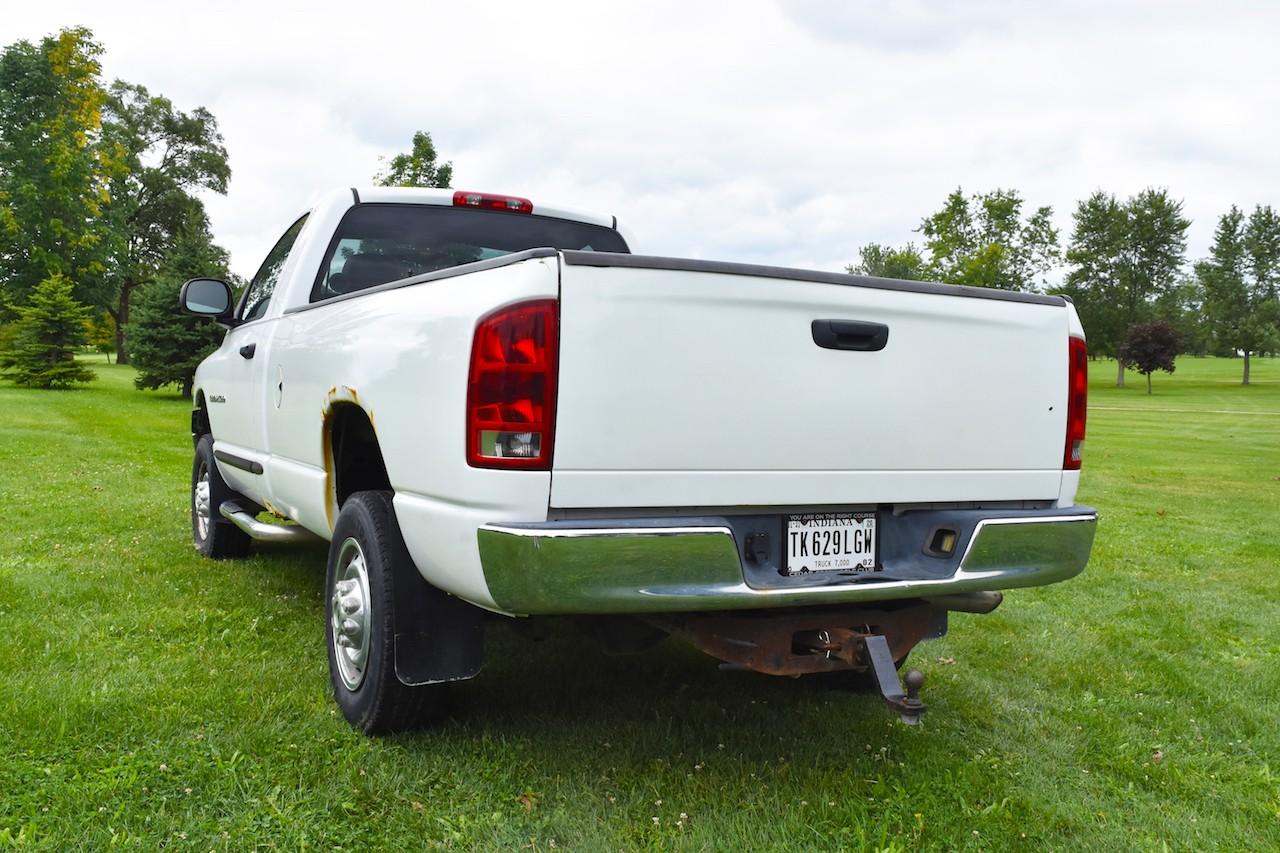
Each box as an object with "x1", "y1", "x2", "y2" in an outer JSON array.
[
  {"x1": 194, "y1": 465, "x2": 211, "y2": 541},
  {"x1": 330, "y1": 537, "x2": 372, "y2": 690}
]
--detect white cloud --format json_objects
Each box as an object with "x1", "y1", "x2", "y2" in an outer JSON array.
[{"x1": 2, "y1": 0, "x2": 1278, "y2": 278}]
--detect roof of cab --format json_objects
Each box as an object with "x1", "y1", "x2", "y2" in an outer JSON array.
[{"x1": 348, "y1": 186, "x2": 615, "y2": 230}]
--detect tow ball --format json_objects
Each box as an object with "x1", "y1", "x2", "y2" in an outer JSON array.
[
  {"x1": 796, "y1": 629, "x2": 927, "y2": 725},
  {"x1": 860, "y1": 634, "x2": 926, "y2": 725}
]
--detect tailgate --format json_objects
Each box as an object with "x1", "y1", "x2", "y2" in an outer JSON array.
[{"x1": 551, "y1": 253, "x2": 1070, "y2": 509}]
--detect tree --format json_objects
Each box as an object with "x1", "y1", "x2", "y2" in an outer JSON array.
[
  {"x1": 375, "y1": 130, "x2": 452, "y2": 188},
  {"x1": 916, "y1": 188, "x2": 1059, "y2": 291},
  {"x1": 85, "y1": 310, "x2": 115, "y2": 361},
  {"x1": 0, "y1": 28, "x2": 116, "y2": 312},
  {"x1": 1059, "y1": 189, "x2": 1189, "y2": 387},
  {"x1": 845, "y1": 242, "x2": 926, "y2": 280},
  {"x1": 0, "y1": 273, "x2": 95, "y2": 388},
  {"x1": 127, "y1": 214, "x2": 230, "y2": 396},
  {"x1": 1199, "y1": 205, "x2": 1280, "y2": 385},
  {"x1": 1154, "y1": 275, "x2": 1211, "y2": 356},
  {"x1": 847, "y1": 188, "x2": 1058, "y2": 291},
  {"x1": 1119, "y1": 320, "x2": 1183, "y2": 394},
  {"x1": 99, "y1": 80, "x2": 230, "y2": 364}
]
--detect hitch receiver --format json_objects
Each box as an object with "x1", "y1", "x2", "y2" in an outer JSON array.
[{"x1": 862, "y1": 634, "x2": 926, "y2": 724}]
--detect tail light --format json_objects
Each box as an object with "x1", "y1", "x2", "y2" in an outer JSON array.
[
  {"x1": 466, "y1": 299, "x2": 558, "y2": 469},
  {"x1": 453, "y1": 190, "x2": 533, "y2": 214},
  {"x1": 1064, "y1": 336, "x2": 1087, "y2": 469}
]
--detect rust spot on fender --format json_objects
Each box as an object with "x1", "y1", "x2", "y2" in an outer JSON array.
[{"x1": 319, "y1": 385, "x2": 363, "y2": 533}]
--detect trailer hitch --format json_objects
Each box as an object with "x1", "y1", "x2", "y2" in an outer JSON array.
[
  {"x1": 797, "y1": 629, "x2": 926, "y2": 724},
  {"x1": 860, "y1": 634, "x2": 926, "y2": 725}
]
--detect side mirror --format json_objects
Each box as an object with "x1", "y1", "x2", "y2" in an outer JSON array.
[{"x1": 180, "y1": 278, "x2": 235, "y2": 324}]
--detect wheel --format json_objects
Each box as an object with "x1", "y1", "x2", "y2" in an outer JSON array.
[
  {"x1": 325, "y1": 490, "x2": 446, "y2": 734},
  {"x1": 191, "y1": 435, "x2": 252, "y2": 559}
]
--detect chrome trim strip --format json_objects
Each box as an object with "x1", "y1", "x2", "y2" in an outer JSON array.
[{"x1": 477, "y1": 511, "x2": 1097, "y2": 616}]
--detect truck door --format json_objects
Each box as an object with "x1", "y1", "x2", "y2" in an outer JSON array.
[{"x1": 204, "y1": 215, "x2": 308, "y2": 498}]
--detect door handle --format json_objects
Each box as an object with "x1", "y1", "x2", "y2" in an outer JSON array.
[
  {"x1": 239, "y1": 342, "x2": 257, "y2": 359},
  {"x1": 811, "y1": 319, "x2": 889, "y2": 352}
]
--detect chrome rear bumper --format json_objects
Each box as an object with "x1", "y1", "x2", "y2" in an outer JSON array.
[{"x1": 477, "y1": 509, "x2": 1097, "y2": 615}]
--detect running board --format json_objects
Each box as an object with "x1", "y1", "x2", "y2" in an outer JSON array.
[{"x1": 219, "y1": 501, "x2": 319, "y2": 544}]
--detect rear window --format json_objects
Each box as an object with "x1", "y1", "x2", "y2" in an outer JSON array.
[{"x1": 311, "y1": 203, "x2": 629, "y2": 302}]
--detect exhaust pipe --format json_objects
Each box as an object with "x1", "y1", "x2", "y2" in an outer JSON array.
[{"x1": 924, "y1": 591, "x2": 1003, "y2": 614}]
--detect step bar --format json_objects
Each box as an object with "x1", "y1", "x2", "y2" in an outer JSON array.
[{"x1": 219, "y1": 501, "x2": 319, "y2": 544}]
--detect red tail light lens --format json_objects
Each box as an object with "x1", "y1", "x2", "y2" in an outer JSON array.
[
  {"x1": 467, "y1": 299, "x2": 558, "y2": 469},
  {"x1": 453, "y1": 190, "x2": 533, "y2": 214},
  {"x1": 1064, "y1": 336, "x2": 1087, "y2": 469}
]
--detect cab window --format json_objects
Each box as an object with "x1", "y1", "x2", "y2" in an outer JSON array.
[{"x1": 240, "y1": 215, "x2": 309, "y2": 322}]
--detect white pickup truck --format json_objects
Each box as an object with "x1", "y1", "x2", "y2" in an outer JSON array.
[{"x1": 181, "y1": 186, "x2": 1096, "y2": 732}]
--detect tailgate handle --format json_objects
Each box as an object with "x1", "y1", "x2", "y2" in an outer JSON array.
[{"x1": 811, "y1": 319, "x2": 889, "y2": 352}]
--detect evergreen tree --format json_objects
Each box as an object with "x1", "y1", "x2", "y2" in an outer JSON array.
[
  {"x1": 0, "y1": 273, "x2": 95, "y2": 388},
  {"x1": 127, "y1": 215, "x2": 229, "y2": 396}
]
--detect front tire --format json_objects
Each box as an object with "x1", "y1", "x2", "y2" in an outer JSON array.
[
  {"x1": 191, "y1": 435, "x2": 252, "y2": 559},
  {"x1": 325, "y1": 490, "x2": 446, "y2": 734}
]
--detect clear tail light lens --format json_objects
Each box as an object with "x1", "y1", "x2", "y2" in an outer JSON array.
[
  {"x1": 466, "y1": 299, "x2": 558, "y2": 469},
  {"x1": 1064, "y1": 336, "x2": 1087, "y2": 469}
]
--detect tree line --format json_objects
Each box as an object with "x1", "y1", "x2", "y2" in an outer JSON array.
[
  {"x1": 0, "y1": 27, "x2": 459, "y2": 393},
  {"x1": 849, "y1": 188, "x2": 1280, "y2": 387},
  {"x1": 0, "y1": 27, "x2": 230, "y2": 391},
  {"x1": 3, "y1": 27, "x2": 1274, "y2": 394}
]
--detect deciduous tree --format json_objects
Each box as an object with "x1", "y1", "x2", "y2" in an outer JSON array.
[
  {"x1": 845, "y1": 242, "x2": 926, "y2": 280},
  {"x1": 100, "y1": 80, "x2": 229, "y2": 364},
  {"x1": 0, "y1": 273, "x2": 95, "y2": 388},
  {"x1": 1119, "y1": 320, "x2": 1183, "y2": 394},
  {"x1": 375, "y1": 130, "x2": 453, "y2": 188},
  {"x1": 917, "y1": 188, "x2": 1059, "y2": 291},
  {"x1": 847, "y1": 188, "x2": 1058, "y2": 291},
  {"x1": 0, "y1": 28, "x2": 115, "y2": 311},
  {"x1": 1059, "y1": 189, "x2": 1189, "y2": 387}
]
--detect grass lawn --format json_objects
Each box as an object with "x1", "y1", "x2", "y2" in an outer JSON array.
[{"x1": 1, "y1": 354, "x2": 1278, "y2": 850}]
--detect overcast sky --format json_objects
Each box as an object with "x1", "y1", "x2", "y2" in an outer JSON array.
[{"x1": 4, "y1": 1, "x2": 1277, "y2": 280}]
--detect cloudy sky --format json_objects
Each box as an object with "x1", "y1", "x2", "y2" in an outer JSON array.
[{"x1": 4, "y1": 1, "x2": 1277, "y2": 279}]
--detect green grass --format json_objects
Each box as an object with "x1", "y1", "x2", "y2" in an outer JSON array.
[{"x1": 1, "y1": 355, "x2": 1278, "y2": 850}]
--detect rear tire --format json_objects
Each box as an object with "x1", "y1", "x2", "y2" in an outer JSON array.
[
  {"x1": 191, "y1": 435, "x2": 252, "y2": 559},
  {"x1": 325, "y1": 490, "x2": 446, "y2": 734}
]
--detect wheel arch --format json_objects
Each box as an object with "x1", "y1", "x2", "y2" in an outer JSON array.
[
  {"x1": 323, "y1": 400, "x2": 393, "y2": 527},
  {"x1": 191, "y1": 390, "x2": 211, "y2": 446}
]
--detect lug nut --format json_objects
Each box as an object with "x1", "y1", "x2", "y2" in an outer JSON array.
[
  {"x1": 337, "y1": 635, "x2": 354, "y2": 648},
  {"x1": 341, "y1": 618, "x2": 360, "y2": 637},
  {"x1": 340, "y1": 596, "x2": 360, "y2": 615}
]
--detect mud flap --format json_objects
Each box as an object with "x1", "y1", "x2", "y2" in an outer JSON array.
[{"x1": 391, "y1": 557, "x2": 485, "y2": 686}]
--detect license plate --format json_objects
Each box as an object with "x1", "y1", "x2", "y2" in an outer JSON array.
[{"x1": 785, "y1": 512, "x2": 877, "y2": 575}]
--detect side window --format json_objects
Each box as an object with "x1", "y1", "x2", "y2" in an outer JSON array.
[{"x1": 240, "y1": 214, "x2": 309, "y2": 322}]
